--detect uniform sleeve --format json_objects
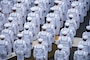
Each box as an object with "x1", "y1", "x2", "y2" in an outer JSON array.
[
  {"x1": 10, "y1": 31, "x2": 14, "y2": 43},
  {"x1": 74, "y1": 51, "x2": 77, "y2": 60},
  {"x1": 63, "y1": 3, "x2": 67, "y2": 15},
  {"x1": 12, "y1": 24, "x2": 17, "y2": 35},
  {"x1": 74, "y1": 21, "x2": 78, "y2": 30},
  {"x1": 17, "y1": 14, "x2": 22, "y2": 24},
  {"x1": 67, "y1": 9, "x2": 70, "y2": 18},
  {"x1": 32, "y1": 24, "x2": 36, "y2": 36},
  {"x1": 23, "y1": 41, "x2": 27, "y2": 52},
  {"x1": 82, "y1": 32, "x2": 87, "y2": 38},
  {"x1": 8, "y1": 2, "x2": 13, "y2": 13},
  {"x1": 76, "y1": 10, "x2": 79, "y2": 17},
  {"x1": 36, "y1": 14, "x2": 40, "y2": 26},
  {"x1": 89, "y1": 43, "x2": 90, "y2": 53},
  {"x1": 63, "y1": 51, "x2": 67, "y2": 60},
  {"x1": 70, "y1": 29, "x2": 74, "y2": 37},
  {"x1": 68, "y1": 37, "x2": 72, "y2": 48},
  {"x1": 6, "y1": 41, "x2": 11, "y2": 55},
  {"x1": 33, "y1": 46, "x2": 36, "y2": 57},
  {"x1": 51, "y1": 25, "x2": 55, "y2": 36},
  {"x1": 27, "y1": 13, "x2": 30, "y2": 17},
  {"x1": 29, "y1": 32, "x2": 33, "y2": 42},
  {"x1": 43, "y1": 46, "x2": 47, "y2": 58},
  {"x1": 79, "y1": 3, "x2": 84, "y2": 15},
  {"x1": 46, "y1": 14, "x2": 49, "y2": 17},
  {"x1": 38, "y1": 8, "x2": 43, "y2": 18},
  {"x1": 37, "y1": 32, "x2": 40, "y2": 39},
  {"x1": 54, "y1": 51, "x2": 57, "y2": 60},
  {"x1": 78, "y1": 41, "x2": 82, "y2": 45},
  {"x1": 2, "y1": 14, "x2": 5, "y2": 24},
  {"x1": 83, "y1": 52, "x2": 88, "y2": 60},
  {"x1": 47, "y1": 33, "x2": 52, "y2": 44},
  {"x1": 60, "y1": 29, "x2": 63, "y2": 36},
  {"x1": 21, "y1": 5, "x2": 26, "y2": 16}
]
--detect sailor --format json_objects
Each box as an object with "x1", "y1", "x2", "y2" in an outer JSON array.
[
  {"x1": 24, "y1": 17, "x2": 36, "y2": 40},
  {"x1": 66, "y1": 14, "x2": 78, "y2": 30},
  {"x1": 37, "y1": 26, "x2": 52, "y2": 52},
  {"x1": 0, "y1": 35, "x2": 11, "y2": 60},
  {"x1": 57, "y1": 31, "x2": 72, "y2": 59},
  {"x1": 54, "y1": 44, "x2": 67, "y2": 60},
  {"x1": 60, "y1": 22, "x2": 75, "y2": 41},
  {"x1": 1, "y1": 0, "x2": 13, "y2": 21},
  {"x1": 82, "y1": 26, "x2": 90, "y2": 43},
  {"x1": 13, "y1": 33, "x2": 27, "y2": 60},
  {"x1": 56, "y1": 0, "x2": 68, "y2": 21},
  {"x1": 7, "y1": 17, "x2": 19, "y2": 36},
  {"x1": 67, "y1": 7, "x2": 80, "y2": 28},
  {"x1": 0, "y1": 8, "x2": 5, "y2": 32},
  {"x1": 1, "y1": 23, "x2": 15, "y2": 54},
  {"x1": 28, "y1": 7, "x2": 41, "y2": 33},
  {"x1": 14, "y1": 0, "x2": 26, "y2": 24},
  {"x1": 47, "y1": 11, "x2": 62, "y2": 35},
  {"x1": 33, "y1": 38, "x2": 47, "y2": 60},
  {"x1": 50, "y1": 7, "x2": 64, "y2": 28},
  {"x1": 9, "y1": 7, "x2": 23, "y2": 31},
  {"x1": 44, "y1": 18, "x2": 55, "y2": 43},
  {"x1": 79, "y1": 36, "x2": 90, "y2": 53},
  {"x1": 22, "y1": 25, "x2": 33, "y2": 58},
  {"x1": 71, "y1": 1, "x2": 84, "y2": 23},
  {"x1": 74, "y1": 45, "x2": 88, "y2": 60}
]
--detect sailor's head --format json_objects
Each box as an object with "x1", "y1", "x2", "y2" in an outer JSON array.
[
  {"x1": 24, "y1": 25, "x2": 29, "y2": 31},
  {"x1": 54, "y1": 1, "x2": 59, "y2": 6},
  {"x1": 71, "y1": 4, "x2": 76, "y2": 8},
  {"x1": 86, "y1": 26, "x2": 90, "y2": 32},
  {"x1": 17, "y1": 0, "x2": 21, "y2": 3},
  {"x1": 78, "y1": 45, "x2": 84, "y2": 50},
  {"x1": 17, "y1": 33, "x2": 23, "y2": 40},
  {"x1": 12, "y1": 7, "x2": 17, "y2": 12},
  {"x1": 8, "y1": 17, "x2": 13, "y2": 23},
  {"x1": 34, "y1": 1, "x2": 39, "y2": 6},
  {"x1": 46, "y1": 18, "x2": 51, "y2": 24},
  {"x1": 68, "y1": 14, "x2": 73, "y2": 20},
  {"x1": 31, "y1": 8, "x2": 35, "y2": 13},
  {"x1": 82, "y1": 35, "x2": 88, "y2": 41},
  {"x1": 65, "y1": 22, "x2": 70, "y2": 28},
  {"x1": 4, "y1": 23, "x2": 10, "y2": 29},
  {"x1": 38, "y1": 38, "x2": 43, "y2": 44},
  {"x1": 50, "y1": 8, "x2": 54, "y2": 13},
  {"x1": 42, "y1": 26, "x2": 47, "y2": 31},
  {"x1": 27, "y1": 17, "x2": 32, "y2": 22},
  {"x1": 0, "y1": 35, "x2": 5, "y2": 40},
  {"x1": 0, "y1": 8, "x2": 2, "y2": 12},
  {"x1": 58, "y1": 44, "x2": 63, "y2": 51},
  {"x1": 62, "y1": 31, "x2": 67, "y2": 36},
  {"x1": 76, "y1": 0, "x2": 79, "y2": 1}
]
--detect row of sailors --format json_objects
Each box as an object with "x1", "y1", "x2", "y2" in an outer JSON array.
[
  {"x1": 0, "y1": 0, "x2": 89, "y2": 26},
  {"x1": 0, "y1": 0, "x2": 89, "y2": 35},
  {"x1": 1, "y1": 33, "x2": 89, "y2": 60},
  {"x1": 0, "y1": 14, "x2": 88, "y2": 60},
  {"x1": 73, "y1": 25, "x2": 90, "y2": 60},
  {"x1": 0, "y1": 0, "x2": 54, "y2": 23},
  {"x1": 2, "y1": 1, "x2": 86, "y2": 35},
  {"x1": 0, "y1": 24, "x2": 89, "y2": 60},
  {"x1": 0, "y1": 0, "x2": 52, "y2": 60},
  {"x1": 53, "y1": 0, "x2": 90, "y2": 60},
  {"x1": 54, "y1": 23, "x2": 90, "y2": 60},
  {"x1": 0, "y1": 25, "x2": 90, "y2": 60},
  {"x1": 0, "y1": 0, "x2": 90, "y2": 60}
]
